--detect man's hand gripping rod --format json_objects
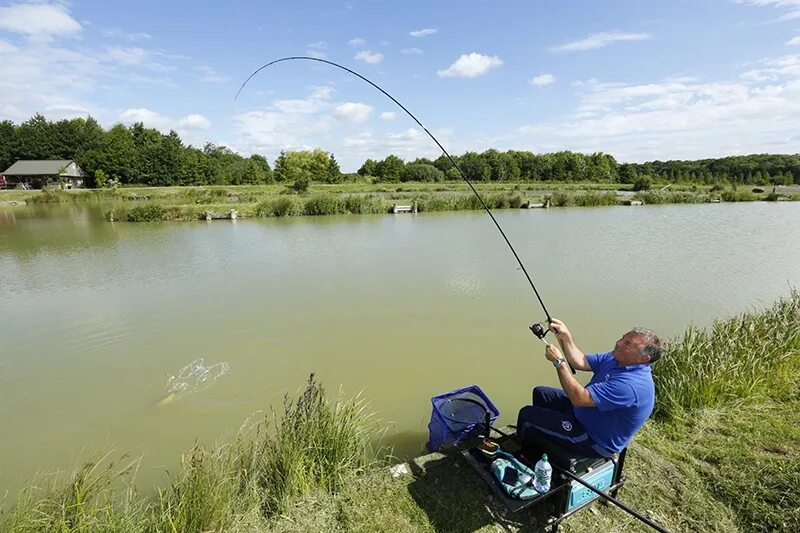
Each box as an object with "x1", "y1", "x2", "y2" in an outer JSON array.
[{"x1": 529, "y1": 321, "x2": 576, "y2": 374}]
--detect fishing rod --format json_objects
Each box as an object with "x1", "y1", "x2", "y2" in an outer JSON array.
[{"x1": 236, "y1": 56, "x2": 560, "y2": 345}]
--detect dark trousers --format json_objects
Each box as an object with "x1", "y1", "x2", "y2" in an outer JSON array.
[{"x1": 516, "y1": 386, "x2": 610, "y2": 458}]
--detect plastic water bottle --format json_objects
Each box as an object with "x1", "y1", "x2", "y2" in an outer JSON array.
[{"x1": 534, "y1": 453, "x2": 552, "y2": 493}]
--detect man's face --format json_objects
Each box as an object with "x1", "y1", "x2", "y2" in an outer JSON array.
[{"x1": 611, "y1": 331, "x2": 648, "y2": 366}]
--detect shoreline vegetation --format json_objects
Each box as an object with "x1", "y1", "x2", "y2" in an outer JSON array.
[
  {"x1": 2, "y1": 293, "x2": 798, "y2": 532},
  {"x1": 2, "y1": 181, "x2": 798, "y2": 222}
]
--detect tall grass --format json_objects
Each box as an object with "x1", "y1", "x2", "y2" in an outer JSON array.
[
  {"x1": 653, "y1": 291, "x2": 800, "y2": 421},
  {"x1": 256, "y1": 196, "x2": 304, "y2": 217},
  {"x1": 635, "y1": 191, "x2": 704, "y2": 204},
  {"x1": 1, "y1": 375, "x2": 380, "y2": 532}
]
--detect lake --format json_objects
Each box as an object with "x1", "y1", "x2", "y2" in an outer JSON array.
[{"x1": 1, "y1": 201, "x2": 799, "y2": 494}]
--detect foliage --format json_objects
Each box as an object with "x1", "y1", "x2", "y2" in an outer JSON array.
[
  {"x1": 401, "y1": 163, "x2": 444, "y2": 182},
  {"x1": 303, "y1": 194, "x2": 346, "y2": 216},
  {"x1": 125, "y1": 204, "x2": 168, "y2": 222},
  {"x1": 274, "y1": 149, "x2": 340, "y2": 184},
  {"x1": 653, "y1": 291, "x2": 800, "y2": 421},
  {"x1": 343, "y1": 194, "x2": 388, "y2": 214},
  {"x1": 256, "y1": 197, "x2": 304, "y2": 217},
  {"x1": 1, "y1": 375, "x2": 380, "y2": 532},
  {"x1": 291, "y1": 176, "x2": 311, "y2": 194},
  {"x1": 632, "y1": 175, "x2": 652, "y2": 191}
]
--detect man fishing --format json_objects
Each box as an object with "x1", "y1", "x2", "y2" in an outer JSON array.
[{"x1": 517, "y1": 319, "x2": 662, "y2": 458}]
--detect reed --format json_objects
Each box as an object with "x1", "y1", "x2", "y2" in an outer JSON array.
[
  {"x1": 653, "y1": 291, "x2": 800, "y2": 421},
  {"x1": 1, "y1": 375, "x2": 380, "y2": 532}
]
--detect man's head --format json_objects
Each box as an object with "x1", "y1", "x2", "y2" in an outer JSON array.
[{"x1": 611, "y1": 327, "x2": 662, "y2": 366}]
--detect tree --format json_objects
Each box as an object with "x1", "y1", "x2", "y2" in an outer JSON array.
[
  {"x1": 459, "y1": 152, "x2": 491, "y2": 182},
  {"x1": 0, "y1": 120, "x2": 16, "y2": 171},
  {"x1": 358, "y1": 158, "x2": 377, "y2": 176},
  {"x1": 374, "y1": 154, "x2": 405, "y2": 182},
  {"x1": 82, "y1": 124, "x2": 137, "y2": 185},
  {"x1": 401, "y1": 163, "x2": 444, "y2": 182},
  {"x1": 273, "y1": 149, "x2": 337, "y2": 183},
  {"x1": 16, "y1": 114, "x2": 55, "y2": 159}
]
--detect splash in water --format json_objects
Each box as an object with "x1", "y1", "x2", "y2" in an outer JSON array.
[{"x1": 157, "y1": 358, "x2": 230, "y2": 405}]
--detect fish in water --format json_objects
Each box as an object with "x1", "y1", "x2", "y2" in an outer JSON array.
[
  {"x1": 156, "y1": 358, "x2": 230, "y2": 406},
  {"x1": 155, "y1": 392, "x2": 178, "y2": 406}
]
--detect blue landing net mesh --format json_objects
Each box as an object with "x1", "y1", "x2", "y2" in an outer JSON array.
[{"x1": 427, "y1": 385, "x2": 500, "y2": 452}]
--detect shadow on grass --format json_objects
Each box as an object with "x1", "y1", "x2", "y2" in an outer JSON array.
[{"x1": 406, "y1": 453, "x2": 554, "y2": 532}]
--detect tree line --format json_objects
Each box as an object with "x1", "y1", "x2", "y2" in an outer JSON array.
[{"x1": 1, "y1": 114, "x2": 798, "y2": 188}]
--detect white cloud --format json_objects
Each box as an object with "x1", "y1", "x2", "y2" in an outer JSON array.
[
  {"x1": 348, "y1": 37, "x2": 366, "y2": 47},
  {"x1": 787, "y1": 35, "x2": 800, "y2": 45},
  {"x1": 380, "y1": 111, "x2": 397, "y2": 120},
  {"x1": 512, "y1": 54, "x2": 800, "y2": 162},
  {"x1": 306, "y1": 41, "x2": 328, "y2": 59},
  {"x1": 101, "y1": 28, "x2": 151, "y2": 41},
  {"x1": 232, "y1": 86, "x2": 335, "y2": 156},
  {"x1": 355, "y1": 50, "x2": 383, "y2": 63},
  {"x1": 194, "y1": 65, "x2": 229, "y2": 83},
  {"x1": 735, "y1": 0, "x2": 800, "y2": 22},
  {"x1": 401, "y1": 47, "x2": 423, "y2": 55},
  {"x1": 105, "y1": 46, "x2": 149, "y2": 65},
  {"x1": 530, "y1": 73, "x2": 556, "y2": 86},
  {"x1": 119, "y1": 108, "x2": 210, "y2": 131},
  {"x1": 550, "y1": 31, "x2": 651, "y2": 53},
  {"x1": 332, "y1": 102, "x2": 373, "y2": 122},
  {"x1": 437, "y1": 53, "x2": 502, "y2": 78},
  {"x1": 409, "y1": 28, "x2": 437, "y2": 37},
  {"x1": 179, "y1": 114, "x2": 211, "y2": 130},
  {"x1": 0, "y1": 3, "x2": 81, "y2": 38}
]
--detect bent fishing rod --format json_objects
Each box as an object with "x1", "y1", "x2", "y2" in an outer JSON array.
[{"x1": 236, "y1": 56, "x2": 568, "y2": 365}]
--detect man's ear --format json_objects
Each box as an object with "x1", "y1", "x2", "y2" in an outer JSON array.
[{"x1": 640, "y1": 354, "x2": 651, "y2": 364}]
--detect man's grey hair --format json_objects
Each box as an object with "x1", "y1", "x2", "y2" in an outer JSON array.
[{"x1": 632, "y1": 327, "x2": 662, "y2": 364}]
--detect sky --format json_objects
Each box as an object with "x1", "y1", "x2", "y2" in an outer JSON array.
[{"x1": 1, "y1": 1, "x2": 800, "y2": 171}]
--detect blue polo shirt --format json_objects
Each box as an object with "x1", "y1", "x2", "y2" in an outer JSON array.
[{"x1": 573, "y1": 352, "x2": 655, "y2": 454}]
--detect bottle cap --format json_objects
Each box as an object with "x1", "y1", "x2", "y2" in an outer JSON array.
[{"x1": 541, "y1": 453, "x2": 548, "y2": 461}]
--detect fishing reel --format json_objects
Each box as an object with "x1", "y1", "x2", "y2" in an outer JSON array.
[{"x1": 529, "y1": 321, "x2": 550, "y2": 340}]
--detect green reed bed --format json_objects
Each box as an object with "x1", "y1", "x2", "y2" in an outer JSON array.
[
  {"x1": 0, "y1": 376, "x2": 380, "y2": 532},
  {"x1": 653, "y1": 291, "x2": 800, "y2": 421},
  {"x1": 547, "y1": 190, "x2": 618, "y2": 207},
  {"x1": 634, "y1": 190, "x2": 706, "y2": 205}
]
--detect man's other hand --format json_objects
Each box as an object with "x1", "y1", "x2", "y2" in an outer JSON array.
[
  {"x1": 545, "y1": 343, "x2": 563, "y2": 362},
  {"x1": 548, "y1": 318, "x2": 573, "y2": 343}
]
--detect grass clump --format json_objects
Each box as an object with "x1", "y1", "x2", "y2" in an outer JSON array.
[
  {"x1": 303, "y1": 194, "x2": 346, "y2": 216},
  {"x1": 721, "y1": 188, "x2": 757, "y2": 202},
  {"x1": 125, "y1": 204, "x2": 168, "y2": 222},
  {"x1": 256, "y1": 197, "x2": 303, "y2": 217},
  {"x1": 573, "y1": 191, "x2": 618, "y2": 206},
  {"x1": 343, "y1": 194, "x2": 388, "y2": 214},
  {"x1": 1, "y1": 375, "x2": 380, "y2": 532},
  {"x1": 636, "y1": 190, "x2": 704, "y2": 205},
  {"x1": 653, "y1": 291, "x2": 800, "y2": 421}
]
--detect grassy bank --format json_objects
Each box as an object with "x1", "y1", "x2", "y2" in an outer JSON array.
[
  {"x1": 3, "y1": 182, "x2": 797, "y2": 222},
  {"x1": 2, "y1": 295, "x2": 799, "y2": 532}
]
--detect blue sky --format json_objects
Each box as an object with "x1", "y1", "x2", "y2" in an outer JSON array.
[{"x1": 1, "y1": 1, "x2": 800, "y2": 171}]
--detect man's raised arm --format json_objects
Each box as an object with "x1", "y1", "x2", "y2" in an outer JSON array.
[{"x1": 548, "y1": 318, "x2": 592, "y2": 372}]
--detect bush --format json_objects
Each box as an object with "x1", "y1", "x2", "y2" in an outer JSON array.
[
  {"x1": 548, "y1": 190, "x2": 572, "y2": 207},
  {"x1": 126, "y1": 204, "x2": 167, "y2": 222},
  {"x1": 303, "y1": 194, "x2": 345, "y2": 216},
  {"x1": 653, "y1": 292, "x2": 800, "y2": 421},
  {"x1": 343, "y1": 195, "x2": 387, "y2": 214},
  {"x1": 632, "y1": 175, "x2": 652, "y2": 191},
  {"x1": 256, "y1": 197, "x2": 303, "y2": 217},
  {"x1": 721, "y1": 189, "x2": 757, "y2": 202},
  {"x1": 574, "y1": 191, "x2": 617, "y2": 207},
  {"x1": 292, "y1": 177, "x2": 310, "y2": 194}
]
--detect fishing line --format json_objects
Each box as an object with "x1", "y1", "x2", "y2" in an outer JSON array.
[{"x1": 236, "y1": 56, "x2": 553, "y2": 322}]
